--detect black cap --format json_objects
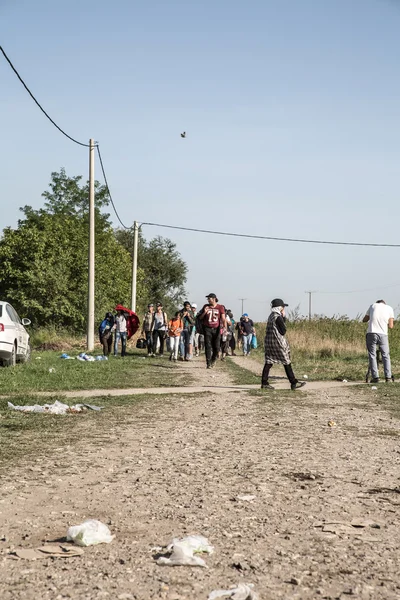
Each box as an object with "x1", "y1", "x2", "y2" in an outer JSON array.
[
  {"x1": 156, "y1": 301, "x2": 163, "y2": 307},
  {"x1": 206, "y1": 293, "x2": 217, "y2": 298},
  {"x1": 271, "y1": 298, "x2": 288, "y2": 307}
]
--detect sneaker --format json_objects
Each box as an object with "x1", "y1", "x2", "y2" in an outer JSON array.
[
  {"x1": 385, "y1": 377, "x2": 394, "y2": 383},
  {"x1": 370, "y1": 378, "x2": 379, "y2": 384},
  {"x1": 169, "y1": 355, "x2": 173, "y2": 361},
  {"x1": 232, "y1": 352, "x2": 237, "y2": 356},
  {"x1": 210, "y1": 360, "x2": 216, "y2": 368},
  {"x1": 291, "y1": 381, "x2": 306, "y2": 390},
  {"x1": 261, "y1": 383, "x2": 275, "y2": 390},
  {"x1": 206, "y1": 364, "x2": 211, "y2": 369}
]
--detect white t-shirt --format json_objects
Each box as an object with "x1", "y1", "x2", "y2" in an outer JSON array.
[
  {"x1": 115, "y1": 315, "x2": 127, "y2": 333},
  {"x1": 366, "y1": 303, "x2": 394, "y2": 335}
]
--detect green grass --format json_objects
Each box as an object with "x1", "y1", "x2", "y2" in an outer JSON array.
[
  {"x1": 0, "y1": 350, "x2": 191, "y2": 394},
  {"x1": 223, "y1": 357, "x2": 260, "y2": 385},
  {"x1": 356, "y1": 382, "x2": 400, "y2": 420},
  {"x1": 0, "y1": 392, "x2": 207, "y2": 471}
]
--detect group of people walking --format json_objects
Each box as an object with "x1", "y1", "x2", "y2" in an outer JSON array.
[{"x1": 99, "y1": 294, "x2": 395, "y2": 390}]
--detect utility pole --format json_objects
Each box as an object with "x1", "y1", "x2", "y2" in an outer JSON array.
[
  {"x1": 239, "y1": 298, "x2": 247, "y2": 315},
  {"x1": 87, "y1": 138, "x2": 95, "y2": 351},
  {"x1": 305, "y1": 291, "x2": 316, "y2": 321},
  {"x1": 131, "y1": 221, "x2": 139, "y2": 312}
]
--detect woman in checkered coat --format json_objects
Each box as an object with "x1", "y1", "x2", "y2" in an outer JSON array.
[{"x1": 261, "y1": 299, "x2": 306, "y2": 391}]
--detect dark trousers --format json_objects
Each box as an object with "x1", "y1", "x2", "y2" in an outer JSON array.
[
  {"x1": 261, "y1": 362, "x2": 297, "y2": 385},
  {"x1": 152, "y1": 330, "x2": 165, "y2": 355},
  {"x1": 101, "y1": 332, "x2": 113, "y2": 356},
  {"x1": 145, "y1": 331, "x2": 153, "y2": 354},
  {"x1": 204, "y1": 327, "x2": 221, "y2": 366},
  {"x1": 229, "y1": 335, "x2": 236, "y2": 352}
]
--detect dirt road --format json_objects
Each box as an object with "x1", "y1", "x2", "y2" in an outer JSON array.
[{"x1": 1, "y1": 359, "x2": 399, "y2": 599}]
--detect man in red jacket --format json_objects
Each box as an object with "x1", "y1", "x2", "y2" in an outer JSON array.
[{"x1": 200, "y1": 293, "x2": 227, "y2": 369}]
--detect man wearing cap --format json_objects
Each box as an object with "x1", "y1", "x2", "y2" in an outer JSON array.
[
  {"x1": 239, "y1": 313, "x2": 255, "y2": 356},
  {"x1": 200, "y1": 293, "x2": 227, "y2": 368},
  {"x1": 141, "y1": 303, "x2": 155, "y2": 356},
  {"x1": 261, "y1": 298, "x2": 306, "y2": 391},
  {"x1": 179, "y1": 301, "x2": 195, "y2": 361}
]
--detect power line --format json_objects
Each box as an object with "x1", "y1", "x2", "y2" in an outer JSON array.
[
  {"x1": 0, "y1": 45, "x2": 90, "y2": 148},
  {"x1": 141, "y1": 221, "x2": 400, "y2": 249},
  {"x1": 96, "y1": 146, "x2": 131, "y2": 230}
]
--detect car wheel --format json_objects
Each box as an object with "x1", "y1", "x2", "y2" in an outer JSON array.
[
  {"x1": 5, "y1": 343, "x2": 17, "y2": 367},
  {"x1": 20, "y1": 344, "x2": 31, "y2": 364}
]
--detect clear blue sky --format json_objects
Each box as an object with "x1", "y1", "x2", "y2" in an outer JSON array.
[{"x1": 1, "y1": 0, "x2": 400, "y2": 320}]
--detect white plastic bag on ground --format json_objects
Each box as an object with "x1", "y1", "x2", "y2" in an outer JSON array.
[
  {"x1": 8, "y1": 401, "x2": 103, "y2": 415},
  {"x1": 66, "y1": 519, "x2": 114, "y2": 546},
  {"x1": 157, "y1": 541, "x2": 207, "y2": 567},
  {"x1": 167, "y1": 535, "x2": 214, "y2": 555},
  {"x1": 208, "y1": 583, "x2": 258, "y2": 600}
]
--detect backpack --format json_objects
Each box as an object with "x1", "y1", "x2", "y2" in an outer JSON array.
[
  {"x1": 136, "y1": 338, "x2": 147, "y2": 349},
  {"x1": 195, "y1": 309, "x2": 205, "y2": 335}
]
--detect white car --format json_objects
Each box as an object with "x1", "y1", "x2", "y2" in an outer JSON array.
[{"x1": 0, "y1": 302, "x2": 31, "y2": 366}]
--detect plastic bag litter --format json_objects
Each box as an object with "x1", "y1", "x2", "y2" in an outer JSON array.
[
  {"x1": 95, "y1": 355, "x2": 108, "y2": 361},
  {"x1": 157, "y1": 535, "x2": 213, "y2": 567},
  {"x1": 157, "y1": 541, "x2": 207, "y2": 567},
  {"x1": 78, "y1": 353, "x2": 96, "y2": 362},
  {"x1": 8, "y1": 400, "x2": 103, "y2": 415},
  {"x1": 60, "y1": 353, "x2": 75, "y2": 360},
  {"x1": 48, "y1": 368, "x2": 56, "y2": 373},
  {"x1": 66, "y1": 519, "x2": 114, "y2": 547},
  {"x1": 208, "y1": 583, "x2": 258, "y2": 600},
  {"x1": 167, "y1": 535, "x2": 214, "y2": 555}
]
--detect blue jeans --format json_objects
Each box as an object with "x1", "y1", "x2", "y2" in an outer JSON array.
[
  {"x1": 180, "y1": 329, "x2": 190, "y2": 358},
  {"x1": 366, "y1": 333, "x2": 391, "y2": 379},
  {"x1": 242, "y1": 334, "x2": 253, "y2": 355},
  {"x1": 114, "y1": 331, "x2": 127, "y2": 356}
]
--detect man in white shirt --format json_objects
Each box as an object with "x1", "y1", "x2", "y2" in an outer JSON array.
[
  {"x1": 362, "y1": 300, "x2": 394, "y2": 383},
  {"x1": 113, "y1": 310, "x2": 127, "y2": 357}
]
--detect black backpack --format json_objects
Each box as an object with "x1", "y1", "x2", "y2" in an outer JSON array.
[
  {"x1": 195, "y1": 309, "x2": 205, "y2": 335},
  {"x1": 136, "y1": 338, "x2": 147, "y2": 349}
]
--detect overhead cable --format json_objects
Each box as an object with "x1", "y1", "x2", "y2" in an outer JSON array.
[
  {"x1": 141, "y1": 222, "x2": 400, "y2": 249},
  {"x1": 96, "y1": 146, "x2": 131, "y2": 230},
  {"x1": 0, "y1": 45, "x2": 90, "y2": 147}
]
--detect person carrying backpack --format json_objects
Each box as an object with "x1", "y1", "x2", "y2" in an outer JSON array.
[
  {"x1": 199, "y1": 293, "x2": 227, "y2": 369},
  {"x1": 168, "y1": 312, "x2": 184, "y2": 361},
  {"x1": 99, "y1": 312, "x2": 114, "y2": 356}
]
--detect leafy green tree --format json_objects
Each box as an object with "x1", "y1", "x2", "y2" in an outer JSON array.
[
  {"x1": 0, "y1": 169, "x2": 146, "y2": 330},
  {"x1": 115, "y1": 228, "x2": 187, "y2": 315}
]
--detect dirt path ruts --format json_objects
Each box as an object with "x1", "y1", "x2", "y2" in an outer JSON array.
[{"x1": 0, "y1": 358, "x2": 399, "y2": 599}]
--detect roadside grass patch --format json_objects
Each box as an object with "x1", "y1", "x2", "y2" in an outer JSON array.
[
  {"x1": 0, "y1": 392, "x2": 209, "y2": 472},
  {"x1": 0, "y1": 350, "x2": 190, "y2": 394},
  {"x1": 224, "y1": 358, "x2": 260, "y2": 385}
]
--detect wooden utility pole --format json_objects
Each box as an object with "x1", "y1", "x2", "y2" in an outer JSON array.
[{"x1": 87, "y1": 138, "x2": 95, "y2": 351}]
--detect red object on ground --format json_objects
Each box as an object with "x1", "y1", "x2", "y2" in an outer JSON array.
[{"x1": 115, "y1": 304, "x2": 140, "y2": 339}]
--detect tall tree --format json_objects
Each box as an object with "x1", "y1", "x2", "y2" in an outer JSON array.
[
  {"x1": 115, "y1": 229, "x2": 187, "y2": 315},
  {"x1": 0, "y1": 169, "x2": 146, "y2": 330}
]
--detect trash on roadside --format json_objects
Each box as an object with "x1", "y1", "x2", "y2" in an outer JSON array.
[
  {"x1": 67, "y1": 519, "x2": 114, "y2": 547},
  {"x1": 60, "y1": 353, "x2": 75, "y2": 360},
  {"x1": 95, "y1": 355, "x2": 108, "y2": 361},
  {"x1": 371, "y1": 386, "x2": 377, "y2": 391},
  {"x1": 35, "y1": 357, "x2": 42, "y2": 360},
  {"x1": 208, "y1": 583, "x2": 258, "y2": 600},
  {"x1": 237, "y1": 495, "x2": 256, "y2": 502},
  {"x1": 48, "y1": 368, "x2": 56, "y2": 373},
  {"x1": 157, "y1": 535, "x2": 213, "y2": 567},
  {"x1": 8, "y1": 400, "x2": 103, "y2": 415},
  {"x1": 327, "y1": 420, "x2": 336, "y2": 427},
  {"x1": 13, "y1": 544, "x2": 84, "y2": 560},
  {"x1": 303, "y1": 375, "x2": 308, "y2": 379},
  {"x1": 342, "y1": 379, "x2": 348, "y2": 383},
  {"x1": 77, "y1": 353, "x2": 96, "y2": 362}
]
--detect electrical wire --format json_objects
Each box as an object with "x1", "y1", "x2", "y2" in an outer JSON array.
[
  {"x1": 96, "y1": 146, "x2": 131, "y2": 230},
  {"x1": 140, "y1": 221, "x2": 400, "y2": 248},
  {"x1": 0, "y1": 45, "x2": 90, "y2": 148}
]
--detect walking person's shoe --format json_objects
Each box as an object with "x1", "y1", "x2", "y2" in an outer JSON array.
[
  {"x1": 261, "y1": 383, "x2": 275, "y2": 390},
  {"x1": 210, "y1": 360, "x2": 216, "y2": 368},
  {"x1": 169, "y1": 355, "x2": 173, "y2": 361},
  {"x1": 291, "y1": 381, "x2": 306, "y2": 390},
  {"x1": 385, "y1": 377, "x2": 394, "y2": 383},
  {"x1": 231, "y1": 352, "x2": 237, "y2": 356},
  {"x1": 370, "y1": 378, "x2": 379, "y2": 384}
]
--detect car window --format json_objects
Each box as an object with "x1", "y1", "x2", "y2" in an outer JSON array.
[
  {"x1": 6, "y1": 305, "x2": 20, "y2": 324},
  {"x1": 11, "y1": 306, "x2": 21, "y2": 324}
]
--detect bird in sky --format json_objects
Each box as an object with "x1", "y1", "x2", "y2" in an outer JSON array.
[{"x1": 180, "y1": 131, "x2": 186, "y2": 138}]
